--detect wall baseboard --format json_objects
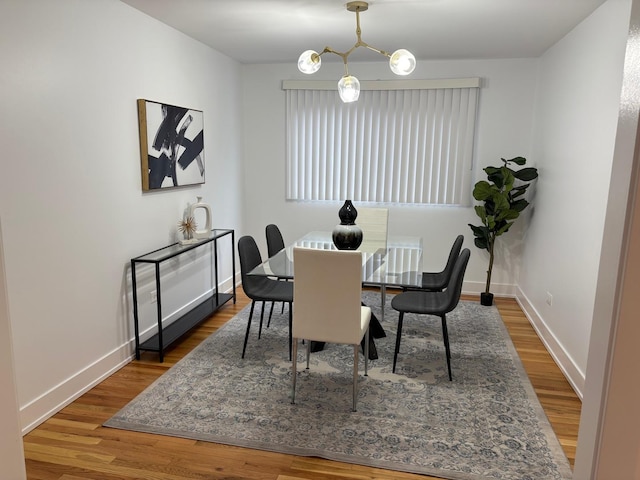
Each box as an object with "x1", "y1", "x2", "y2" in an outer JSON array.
[
  {"x1": 462, "y1": 280, "x2": 517, "y2": 297},
  {"x1": 20, "y1": 276, "x2": 236, "y2": 434},
  {"x1": 463, "y1": 281, "x2": 585, "y2": 399},
  {"x1": 20, "y1": 345, "x2": 133, "y2": 434},
  {"x1": 515, "y1": 287, "x2": 585, "y2": 399}
]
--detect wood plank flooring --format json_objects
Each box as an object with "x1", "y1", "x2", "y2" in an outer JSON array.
[{"x1": 23, "y1": 289, "x2": 582, "y2": 480}]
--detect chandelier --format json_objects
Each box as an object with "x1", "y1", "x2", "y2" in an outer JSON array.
[{"x1": 297, "y1": 1, "x2": 416, "y2": 103}]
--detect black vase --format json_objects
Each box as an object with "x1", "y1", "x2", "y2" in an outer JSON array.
[{"x1": 332, "y1": 200, "x2": 363, "y2": 250}]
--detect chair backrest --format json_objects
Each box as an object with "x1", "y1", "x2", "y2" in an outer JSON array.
[
  {"x1": 265, "y1": 224, "x2": 285, "y2": 258},
  {"x1": 238, "y1": 235, "x2": 264, "y2": 296},
  {"x1": 357, "y1": 207, "x2": 389, "y2": 254},
  {"x1": 442, "y1": 234, "x2": 464, "y2": 277},
  {"x1": 442, "y1": 248, "x2": 471, "y2": 314},
  {"x1": 292, "y1": 247, "x2": 363, "y2": 345}
]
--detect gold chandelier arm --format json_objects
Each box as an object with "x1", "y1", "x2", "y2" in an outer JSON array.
[
  {"x1": 361, "y1": 42, "x2": 391, "y2": 58},
  {"x1": 318, "y1": 46, "x2": 349, "y2": 64}
]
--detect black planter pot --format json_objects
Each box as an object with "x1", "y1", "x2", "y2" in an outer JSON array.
[{"x1": 480, "y1": 292, "x2": 494, "y2": 306}]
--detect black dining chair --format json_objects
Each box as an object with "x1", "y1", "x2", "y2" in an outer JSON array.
[
  {"x1": 265, "y1": 224, "x2": 288, "y2": 324},
  {"x1": 391, "y1": 248, "x2": 470, "y2": 380},
  {"x1": 238, "y1": 235, "x2": 294, "y2": 360},
  {"x1": 404, "y1": 235, "x2": 464, "y2": 292},
  {"x1": 266, "y1": 223, "x2": 286, "y2": 258}
]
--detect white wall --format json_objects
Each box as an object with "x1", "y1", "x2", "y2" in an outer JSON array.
[
  {"x1": 0, "y1": 0, "x2": 244, "y2": 432},
  {"x1": 574, "y1": 0, "x2": 640, "y2": 475},
  {"x1": 241, "y1": 58, "x2": 539, "y2": 296},
  {"x1": 519, "y1": 0, "x2": 630, "y2": 396},
  {"x1": 0, "y1": 220, "x2": 26, "y2": 479}
]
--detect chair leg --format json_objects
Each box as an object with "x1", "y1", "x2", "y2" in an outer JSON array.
[
  {"x1": 258, "y1": 302, "x2": 266, "y2": 339},
  {"x1": 352, "y1": 344, "x2": 358, "y2": 412},
  {"x1": 440, "y1": 314, "x2": 452, "y2": 381},
  {"x1": 242, "y1": 301, "x2": 256, "y2": 358},
  {"x1": 288, "y1": 303, "x2": 293, "y2": 361},
  {"x1": 364, "y1": 327, "x2": 369, "y2": 376},
  {"x1": 393, "y1": 312, "x2": 405, "y2": 373},
  {"x1": 267, "y1": 301, "x2": 275, "y2": 328},
  {"x1": 305, "y1": 339, "x2": 311, "y2": 370},
  {"x1": 291, "y1": 338, "x2": 298, "y2": 404}
]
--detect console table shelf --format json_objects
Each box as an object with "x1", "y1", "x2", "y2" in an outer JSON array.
[{"x1": 131, "y1": 229, "x2": 235, "y2": 362}]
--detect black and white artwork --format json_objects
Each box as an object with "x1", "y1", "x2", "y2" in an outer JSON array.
[{"x1": 137, "y1": 99, "x2": 205, "y2": 191}]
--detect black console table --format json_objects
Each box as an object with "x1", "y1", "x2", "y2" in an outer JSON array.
[{"x1": 131, "y1": 229, "x2": 235, "y2": 362}]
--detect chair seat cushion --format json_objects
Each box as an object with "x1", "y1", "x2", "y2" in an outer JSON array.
[
  {"x1": 245, "y1": 276, "x2": 293, "y2": 302},
  {"x1": 421, "y1": 271, "x2": 447, "y2": 290},
  {"x1": 391, "y1": 291, "x2": 448, "y2": 315}
]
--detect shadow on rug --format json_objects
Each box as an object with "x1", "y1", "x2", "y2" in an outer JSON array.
[{"x1": 105, "y1": 291, "x2": 572, "y2": 480}]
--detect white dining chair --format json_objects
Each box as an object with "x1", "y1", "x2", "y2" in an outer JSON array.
[
  {"x1": 291, "y1": 247, "x2": 371, "y2": 412},
  {"x1": 356, "y1": 207, "x2": 389, "y2": 254},
  {"x1": 356, "y1": 207, "x2": 389, "y2": 318}
]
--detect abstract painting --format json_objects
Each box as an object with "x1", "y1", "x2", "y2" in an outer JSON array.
[{"x1": 137, "y1": 99, "x2": 205, "y2": 191}]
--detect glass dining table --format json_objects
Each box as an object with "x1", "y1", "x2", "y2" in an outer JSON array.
[
  {"x1": 248, "y1": 231, "x2": 424, "y2": 359},
  {"x1": 248, "y1": 231, "x2": 424, "y2": 288}
]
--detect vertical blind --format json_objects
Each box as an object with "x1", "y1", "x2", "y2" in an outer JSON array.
[{"x1": 284, "y1": 79, "x2": 480, "y2": 205}]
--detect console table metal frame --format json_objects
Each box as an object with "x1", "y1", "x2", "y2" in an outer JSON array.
[{"x1": 131, "y1": 228, "x2": 236, "y2": 362}]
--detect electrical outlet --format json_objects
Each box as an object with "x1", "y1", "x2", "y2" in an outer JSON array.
[
  {"x1": 150, "y1": 290, "x2": 157, "y2": 304},
  {"x1": 546, "y1": 292, "x2": 553, "y2": 306}
]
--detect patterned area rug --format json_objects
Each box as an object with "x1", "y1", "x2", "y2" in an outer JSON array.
[{"x1": 105, "y1": 292, "x2": 572, "y2": 480}]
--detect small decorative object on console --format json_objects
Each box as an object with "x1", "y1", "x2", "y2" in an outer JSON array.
[
  {"x1": 178, "y1": 216, "x2": 198, "y2": 245},
  {"x1": 188, "y1": 196, "x2": 212, "y2": 239},
  {"x1": 332, "y1": 199, "x2": 363, "y2": 250}
]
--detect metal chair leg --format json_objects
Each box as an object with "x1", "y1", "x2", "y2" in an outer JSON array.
[
  {"x1": 258, "y1": 301, "x2": 266, "y2": 339},
  {"x1": 441, "y1": 314, "x2": 452, "y2": 381},
  {"x1": 393, "y1": 312, "x2": 404, "y2": 373},
  {"x1": 291, "y1": 338, "x2": 298, "y2": 404},
  {"x1": 288, "y1": 303, "x2": 293, "y2": 361},
  {"x1": 267, "y1": 301, "x2": 275, "y2": 327},
  {"x1": 352, "y1": 344, "x2": 358, "y2": 412},
  {"x1": 364, "y1": 327, "x2": 369, "y2": 376},
  {"x1": 242, "y1": 301, "x2": 256, "y2": 358}
]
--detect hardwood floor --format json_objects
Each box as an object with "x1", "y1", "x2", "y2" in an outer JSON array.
[{"x1": 23, "y1": 289, "x2": 581, "y2": 480}]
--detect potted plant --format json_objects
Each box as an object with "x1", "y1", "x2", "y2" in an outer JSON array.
[{"x1": 468, "y1": 156, "x2": 538, "y2": 306}]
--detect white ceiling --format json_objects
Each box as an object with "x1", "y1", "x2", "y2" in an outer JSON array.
[{"x1": 120, "y1": 0, "x2": 607, "y2": 64}]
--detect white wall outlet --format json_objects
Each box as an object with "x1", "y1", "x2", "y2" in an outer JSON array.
[
  {"x1": 150, "y1": 290, "x2": 157, "y2": 304},
  {"x1": 546, "y1": 291, "x2": 553, "y2": 306}
]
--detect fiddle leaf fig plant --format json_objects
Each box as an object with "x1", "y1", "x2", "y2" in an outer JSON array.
[{"x1": 468, "y1": 156, "x2": 538, "y2": 299}]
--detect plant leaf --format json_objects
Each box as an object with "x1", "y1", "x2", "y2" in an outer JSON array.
[
  {"x1": 510, "y1": 198, "x2": 530, "y2": 213},
  {"x1": 474, "y1": 205, "x2": 488, "y2": 222},
  {"x1": 496, "y1": 209, "x2": 520, "y2": 222},
  {"x1": 473, "y1": 181, "x2": 496, "y2": 201},
  {"x1": 513, "y1": 167, "x2": 538, "y2": 181},
  {"x1": 506, "y1": 156, "x2": 527, "y2": 166},
  {"x1": 468, "y1": 223, "x2": 490, "y2": 251}
]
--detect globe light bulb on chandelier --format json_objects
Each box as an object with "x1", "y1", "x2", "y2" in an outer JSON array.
[
  {"x1": 297, "y1": 1, "x2": 416, "y2": 103},
  {"x1": 337, "y1": 75, "x2": 360, "y2": 103}
]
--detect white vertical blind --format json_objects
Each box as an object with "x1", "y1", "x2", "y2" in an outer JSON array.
[{"x1": 285, "y1": 79, "x2": 479, "y2": 205}]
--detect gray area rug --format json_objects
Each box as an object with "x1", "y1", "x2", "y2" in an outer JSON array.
[{"x1": 105, "y1": 292, "x2": 572, "y2": 480}]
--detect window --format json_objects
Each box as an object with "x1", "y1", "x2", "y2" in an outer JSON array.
[{"x1": 284, "y1": 78, "x2": 480, "y2": 205}]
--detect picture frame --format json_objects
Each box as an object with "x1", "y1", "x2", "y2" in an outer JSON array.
[{"x1": 137, "y1": 99, "x2": 205, "y2": 191}]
